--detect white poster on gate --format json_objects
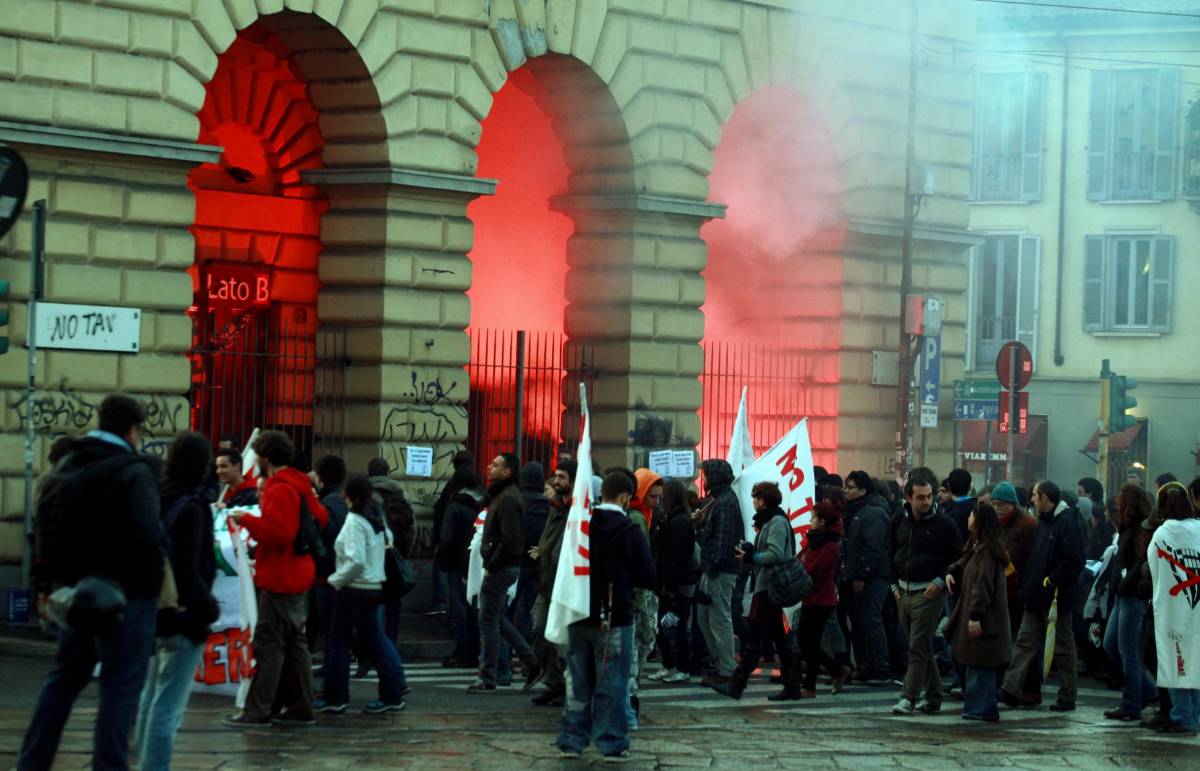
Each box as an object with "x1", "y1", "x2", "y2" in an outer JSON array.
[{"x1": 731, "y1": 418, "x2": 817, "y2": 551}]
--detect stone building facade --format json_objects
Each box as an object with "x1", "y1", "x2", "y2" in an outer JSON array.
[{"x1": 0, "y1": 0, "x2": 975, "y2": 577}]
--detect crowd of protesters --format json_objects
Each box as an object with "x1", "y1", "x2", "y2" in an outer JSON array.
[{"x1": 14, "y1": 390, "x2": 1200, "y2": 768}]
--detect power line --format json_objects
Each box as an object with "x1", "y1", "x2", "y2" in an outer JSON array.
[
  {"x1": 982, "y1": 50, "x2": 1200, "y2": 70},
  {"x1": 971, "y1": 0, "x2": 1200, "y2": 20},
  {"x1": 971, "y1": 48, "x2": 1200, "y2": 88}
]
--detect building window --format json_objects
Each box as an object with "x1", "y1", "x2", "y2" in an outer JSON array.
[
  {"x1": 967, "y1": 234, "x2": 1040, "y2": 371},
  {"x1": 1088, "y1": 69, "x2": 1179, "y2": 201},
  {"x1": 972, "y1": 72, "x2": 1045, "y2": 202},
  {"x1": 1083, "y1": 234, "x2": 1173, "y2": 333},
  {"x1": 1185, "y1": 99, "x2": 1200, "y2": 198}
]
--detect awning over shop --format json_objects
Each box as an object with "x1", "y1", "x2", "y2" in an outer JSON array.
[
  {"x1": 1083, "y1": 422, "x2": 1143, "y2": 453},
  {"x1": 959, "y1": 415, "x2": 1047, "y2": 462}
]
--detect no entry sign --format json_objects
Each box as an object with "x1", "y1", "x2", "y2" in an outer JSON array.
[{"x1": 995, "y1": 340, "x2": 1033, "y2": 391}]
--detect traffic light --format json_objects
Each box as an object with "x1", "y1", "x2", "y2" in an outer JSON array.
[
  {"x1": 1109, "y1": 372, "x2": 1138, "y2": 432},
  {"x1": 0, "y1": 279, "x2": 9, "y2": 354}
]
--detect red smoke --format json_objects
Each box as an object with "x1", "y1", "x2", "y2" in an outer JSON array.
[{"x1": 700, "y1": 87, "x2": 846, "y2": 469}]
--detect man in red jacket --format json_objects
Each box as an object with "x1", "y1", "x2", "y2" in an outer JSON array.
[{"x1": 225, "y1": 431, "x2": 329, "y2": 726}]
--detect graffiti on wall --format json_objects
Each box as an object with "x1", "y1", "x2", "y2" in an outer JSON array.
[
  {"x1": 9, "y1": 382, "x2": 97, "y2": 436},
  {"x1": 378, "y1": 371, "x2": 467, "y2": 500},
  {"x1": 628, "y1": 398, "x2": 695, "y2": 470}
]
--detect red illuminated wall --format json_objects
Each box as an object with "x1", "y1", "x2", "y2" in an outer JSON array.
[
  {"x1": 188, "y1": 24, "x2": 328, "y2": 439},
  {"x1": 466, "y1": 65, "x2": 575, "y2": 464},
  {"x1": 700, "y1": 87, "x2": 846, "y2": 469}
]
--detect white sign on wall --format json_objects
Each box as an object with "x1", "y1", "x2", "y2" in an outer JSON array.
[
  {"x1": 37, "y1": 302, "x2": 141, "y2": 353},
  {"x1": 405, "y1": 446, "x2": 434, "y2": 477}
]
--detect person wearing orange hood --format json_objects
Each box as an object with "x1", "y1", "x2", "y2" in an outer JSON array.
[
  {"x1": 627, "y1": 468, "x2": 663, "y2": 728},
  {"x1": 226, "y1": 430, "x2": 330, "y2": 726}
]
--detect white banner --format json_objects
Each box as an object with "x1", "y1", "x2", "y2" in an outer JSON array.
[
  {"x1": 467, "y1": 508, "x2": 488, "y2": 604},
  {"x1": 191, "y1": 506, "x2": 258, "y2": 703},
  {"x1": 1149, "y1": 518, "x2": 1200, "y2": 689},
  {"x1": 727, "y1": 385, "x2": 755, "y2": 478},
  {"x1": 546, "y1": 384, "x2": 594, "y2": 645},
  {"x1": 731, "y1": 418, "x2": 817, "y2": 550}
]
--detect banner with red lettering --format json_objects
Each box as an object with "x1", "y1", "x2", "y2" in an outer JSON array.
[
  {"x1": 546, "y1": 384, "x2": 593, "y2": 645},
  {"x1": 1148, "y1": 518, "x2": 1200, "y2": 689},
  {"x1": 732, "y1": 418, "x2": 817, "y2": 550},
  {"x1": 191, "y1": 506, "x2": 257, "y2": 701}
]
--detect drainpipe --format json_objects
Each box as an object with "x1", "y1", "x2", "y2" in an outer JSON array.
[{"x1": 1053, "y1": 33, "x2": 1069, "y2": 367}]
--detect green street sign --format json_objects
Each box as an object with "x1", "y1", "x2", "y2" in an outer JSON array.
[{"x1": 953, "y1": 379, "x2": 1003, "y2": 400}]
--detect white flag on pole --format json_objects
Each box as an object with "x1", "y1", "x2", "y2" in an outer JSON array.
[
  {"x1": 727, "y1": 385, "x2": 755, "y2": 477},
  {"x1": 466, "y1": 507, "x2": 488, "y2": 604},
  {"x1": 546, "y1": 384, "x2": 594, "y2": 645},
  {"x1": 732, "y1": 418, "x2": 818, "y2": 550}
]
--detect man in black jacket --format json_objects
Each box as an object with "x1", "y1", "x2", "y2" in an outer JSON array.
[
  {"x1": 942, "y1": 468, "x2": 976, "y2": 543},
  {"x1": 696, "y1": 459, "x2": 743, "y2": 686},
  {"x1": 845, "y1": 470, "x2": 892, "y2": 683},
  {"x1": 512, "y1": 462, "x2": 549, "y2": 643},
  {"x1": 890, "y1": 474, "x2": 963, "y2": 715},
  {"x1": 22, "y1": 394, "x2": 166, "y2": 771},
  {"x1": 556, "y1": 470, "x2": 655, "y2": 762},
  {"x1": 470, "y1": 453, "x2": 540, "y2": 692},
  {"x1": 1001, "y1": 480, "x2": 1085, "y2": 711}
]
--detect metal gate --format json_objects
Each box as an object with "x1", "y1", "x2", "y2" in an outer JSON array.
[
  {"x1": 466, "y1": 329, "x2": 593, "y2": 473},
  {"x1": 188, "y1": 310, "x2": 347, "y2": 462}
]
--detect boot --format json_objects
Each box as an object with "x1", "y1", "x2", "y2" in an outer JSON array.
[
  {"x1": 712, "y1": 670, "x2": 748, "y2": 700},
  {"x1": 768, "y1": 652, "x2": 803, "y2": 701}
]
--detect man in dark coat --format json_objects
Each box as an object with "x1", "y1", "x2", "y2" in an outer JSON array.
[
  {"x1": 529, "y1": 461, "x2": 576, "y2": 706},
  {"x1": 845, "y1": 470, "x2": 892, "y2": 683},
  {"x1": 511, "y1": 462, "x2": 549, "y2": 643},
  {"x1": 943, "y1": 468, "x2": 977, "y2": 543},
  {"x1": 696, "y1": 459, "x2": 743, "y2": 686},
  {"x1": 470, "y1": 453, "x2": 540, "y2": 692},
  {"x1": 1000, "y1": 480, "x2": 1085, "y2": 711}
]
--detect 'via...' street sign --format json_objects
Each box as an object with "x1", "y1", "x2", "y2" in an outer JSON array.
[
  {"x1": 953, "y1": 399, "x2": 999, "y2": 422},
  {"x1": 953, "y1": 379, "x2": 1003, "y2": 400},
  {"x1": 918, "y1": 335, "x2": 940, "y2": 428},
  {"x1": 38, "y1": 302, "x2": 141, "y2": 353}
]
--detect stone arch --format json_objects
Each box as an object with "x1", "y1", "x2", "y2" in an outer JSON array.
[{"x1": 187, "y1": 9, "x2": 387, "y2": 454}]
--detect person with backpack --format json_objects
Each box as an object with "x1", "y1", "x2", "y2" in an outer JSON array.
[
  {"x1": 225, "y1": 431, "x2": 329, "y2": 726},
  {"x1": 135, "y1": 433, "x2": 221, "y2": 769},
  {"x1": 312, "y1": 455, "x2": 350, "y2": 674},
  {"x1": 21, "y1": 394, "x2": 167, "y2": 771},
  {"x1": 368, "y1": 458, "x2": 415, "y2": 650},
  {"x1": 712, "y1": 482, "x2": 795, "y2": 701},
  {"x1": 316, "y1": 474, "x2": 409, "y2": 714},
  {"x1": 650, "y1": 479, "x2": 700, "y2": 684}
]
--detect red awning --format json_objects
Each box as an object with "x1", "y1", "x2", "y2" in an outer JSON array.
[
  {"x1": 1083, "y1": 422, "x2": 1143, "y2": 453},
  {"x1": 959, "y1": 415, "x2": 1047, "y2": 462}
]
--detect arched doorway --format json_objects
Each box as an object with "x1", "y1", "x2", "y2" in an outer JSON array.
[
  {"x1": 466, "y1": 54, "x2": 633, "y2": 469},
  {"x1": 700, "y1": 87, "x2": 847, "y2": 469},
  {"x1": 187, "y1": 13, "x2": 383, "y2": 459}
]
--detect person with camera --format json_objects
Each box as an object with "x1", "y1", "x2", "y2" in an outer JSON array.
[
  {"x1": 21, "y1": 394, "x2": 167, "y2": 771},
  {"x1": 712, "y1": 482, "x2": 794, "y2": 700},
  {"x1": 316, "y1": 474, "x2": 408, "y2": 715},
  {"x1": 225, "y1": 431, "x2": 330, "y2": 726}
]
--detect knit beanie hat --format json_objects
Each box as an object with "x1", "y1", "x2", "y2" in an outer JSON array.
[{"x1": 991, "y1": 481, "x2": 1019, "y2": 505}]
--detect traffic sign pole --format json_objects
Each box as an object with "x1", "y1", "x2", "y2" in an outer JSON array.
[
  {"x1": 1099, "y1": 359, "x2": 1111, "y2": 494},
  {"x1": 21, "y1": 200, "x2": 44, "y2": 591},
  {"x1": 1006, "y1": 345, "x2": 1017, "y2": 482}
]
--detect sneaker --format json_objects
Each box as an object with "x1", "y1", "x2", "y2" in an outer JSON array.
[
  {"x1": 558, "y1": 747, "x2": 582, "y2": 759},
  {"x1": 603, "y1": 750, "x2": 631, "y2": 763},
  {"x1": 272, "y1": 710, "x2": 316, "y2": 725},
  {"x1": 223, "y1": 712, "x2": 271, "y2": 727},
  {"x1": 467, "y1": 680, "x2": 496, "y2": 693},
  {"x1": 363, "y1": 700, "x2": 406, "y2": 714},
  {"x1": 947, "y1": 684, "x2": 964, "y2": 701},
  {"x1": 663, "y1": 671, "x2": 691, "y2": 683},
  {"x1": 892, "y1": 697, "x2": 916, "y2": 715},
  {"x1": 314, "y1": 699, "x2": 347, "y2": 714},
  {"x1": 648, "y1": 668, "x2": 673, "y2": 682},
  {"x1": 915, "y1": 698, "x2": 941, "y2": 714}
]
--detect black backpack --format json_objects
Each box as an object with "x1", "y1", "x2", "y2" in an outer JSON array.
[
  {"x1": 33, "y1": 449, "x2": 146, "y2": 592},
  {"x1": 293, "y1": 495, "x2": 325, "y2": 559}
]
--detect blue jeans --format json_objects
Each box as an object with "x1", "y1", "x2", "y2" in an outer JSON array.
[
  {"x1": 19, "y1": 597, "x2": 158, "y2": 771},
  {"x1": 856, "y1": 578, "x2": 890, "y2": 676},
  {"x1": 135, "y1": 635, "x2": 205, "y2": 770},
  {"x1": 1169, "y1": 688, "x2": 1200, "y2": 730},
  {"x1": 963, "y1": 665, "x2": 1002, "y2": 720},
  {"x1": 324, "y1": 588, "x2": 407, "y2": 705},
  {"x1": 1104, "y1": 596, "x2": 1157, "y2": 713},
  {"x1": 446, "y1": 569, "x2": 479, "y2": 661},
  {"x1": 478, "y1": 567, "x2": 532, "y2": 685},
  {"x1": 558, "y1": 624, "x2": 634, "y2": 756}
]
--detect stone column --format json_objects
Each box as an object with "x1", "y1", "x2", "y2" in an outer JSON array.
[{"x1": 305, "y1": 167, "x2": 494, "y2": 508}]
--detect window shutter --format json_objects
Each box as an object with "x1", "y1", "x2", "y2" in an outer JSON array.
[
  {"x1": 1020, "y1": 72, "x2": 1046, "y2": 201},
  {"x1": 1083, "y1": 235, "x2": 1105, "y2": 331},
  {"x1": 1088, "y1": 71, "x2": 1111, "y2": 200},
  {"x1": 1150, "y1": 236, "x2": 1173, "y2": 332},
  {"x1": 1152, "y1": 68, "x2": 1179, "y2": 200},
  {"x1": 965, "y1": 245, "x2": 979, "y2": 371},
  {"x1": 1016, "y1": 236, "x2": 1040, "y2": 368}
]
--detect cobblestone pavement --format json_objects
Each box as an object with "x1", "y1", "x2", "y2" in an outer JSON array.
[{"x1": 0, "y1": 654, "x2": 1195, "y2": 769}]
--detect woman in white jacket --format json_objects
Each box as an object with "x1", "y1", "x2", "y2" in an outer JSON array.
[{"x1": 315, "y1": 474, "x2": 409, "y2": 714}]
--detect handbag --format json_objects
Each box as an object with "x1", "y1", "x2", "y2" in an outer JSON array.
[
  {"x1": 382, "y1": 533, "x2": 416, "y2": 601},
  {"x1": 766, "y1": 533, "x2": 813, "y2": 607}
]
